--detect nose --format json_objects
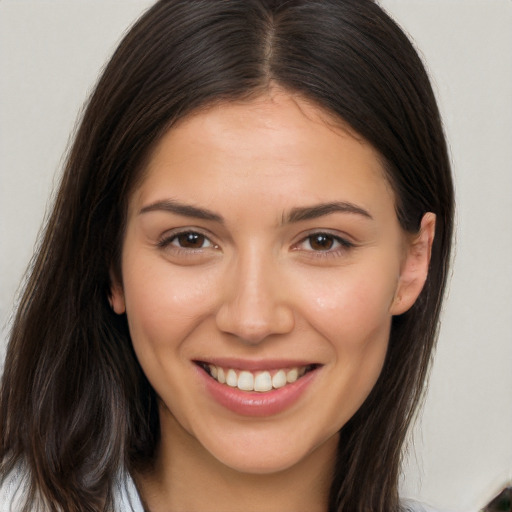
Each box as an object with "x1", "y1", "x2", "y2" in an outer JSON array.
[{"x1": 215, "y1": 250, "x2": 295, "y2": 344}]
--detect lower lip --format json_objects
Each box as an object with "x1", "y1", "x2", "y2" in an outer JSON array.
[{"x1": 196, "y1": 365, "x2": 319, "y2": 417}]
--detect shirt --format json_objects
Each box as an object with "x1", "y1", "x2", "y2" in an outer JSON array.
[{"x1": 1, "y1": 465, "x2": 446, "y2": 512}]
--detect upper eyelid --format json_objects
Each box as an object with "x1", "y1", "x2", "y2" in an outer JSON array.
[
  {"x1": 291, "y1": 234, "x2": 356, "y2": 261},
  {"x1": 157, "y1": 228, "x2": 218, "y2": 249},
  {"x1": 293, "y1": 229, "x2": 355, "y2": 245},
  {"x1": 296, "y1": 234, "x2": 353, "y2": 249},
  {"x1": 159, "y1": 226, "x2": 216, "y2": 240}
]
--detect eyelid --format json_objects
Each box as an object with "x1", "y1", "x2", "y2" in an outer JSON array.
[
  {"x1": 291, "y1": 230, "x2": 355, "y2": 254},
  {"x1": 156, "y1": 227, "x2": 219, "y2": 250}
]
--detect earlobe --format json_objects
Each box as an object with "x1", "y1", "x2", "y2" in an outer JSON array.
[
  {"x1": 390, "y1": 212, "x2": 436, "y2": 316},
  {"x1": 109, "y1": 278, "x2": 126, "y2": 315}
]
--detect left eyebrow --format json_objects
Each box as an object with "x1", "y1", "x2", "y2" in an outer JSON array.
[{"x1": 285, "y1": 201, "x2": 373, "y2": 224}]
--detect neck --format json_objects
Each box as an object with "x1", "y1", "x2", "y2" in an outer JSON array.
[{"x1": 135, "y1": 409, "x2": 338, "y2": 512}]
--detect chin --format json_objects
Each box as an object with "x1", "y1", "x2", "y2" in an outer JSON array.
[
  {"x1": 195, "y1": 423, "x2": 339, "y2": 477},
  {"x1": 215, "y1": 449, "x2": 305, "y2": 475}
]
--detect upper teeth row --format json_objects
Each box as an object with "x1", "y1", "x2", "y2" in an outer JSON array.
[{"x1": 208, "y1": 365, "x2": 307, "y2": 392}]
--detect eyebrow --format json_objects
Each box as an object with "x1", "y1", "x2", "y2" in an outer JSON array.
[
  {"x1": 139, "y1": 199, "x2": 224, "y2": 223},
  {"x1": 139, "y1": 199, "x2": 372, "y2": 224},
  {"x1": 285, "y1": 201, "x2": 373, "y2": 223}
]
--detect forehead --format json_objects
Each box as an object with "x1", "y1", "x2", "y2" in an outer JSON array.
[{"x1": 130, "y1": 90, "x2": 395, "y2": 220}]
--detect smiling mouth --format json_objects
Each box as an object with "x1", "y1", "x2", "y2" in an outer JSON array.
[{"x1": 196, "y1": 362, "x2": 319, "y2": 393}]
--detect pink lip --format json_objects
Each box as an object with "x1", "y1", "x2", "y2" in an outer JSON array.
[{"x1": 194, "y1": 363, "x2": 320, "y2": 417}]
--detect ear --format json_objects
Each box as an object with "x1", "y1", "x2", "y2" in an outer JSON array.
[
  {"x1": 390, "y1": 212, "x2": 436, "y2": 316},
  {"x1": 109, "y1": 273, "x2": 126, "y2": 315}
]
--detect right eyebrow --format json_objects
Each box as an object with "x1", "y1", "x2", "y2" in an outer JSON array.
[{"x1": 139, "y1": 199, "x2": 224, "y2": 223}]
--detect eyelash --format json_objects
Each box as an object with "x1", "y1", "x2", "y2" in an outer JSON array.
[
  {"x1": 157, "y1": 229, "x2": 354, "y2": 258},
  {"x1": 293, "y1": 232, "x2": 354, "y2": 258},
  {"x1": 157, "y1": 230, "x2": 217, "y2": 252}
]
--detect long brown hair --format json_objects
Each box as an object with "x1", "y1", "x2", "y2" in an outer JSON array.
[{"x1": 0, "y1": 1, "x2": 454, "y2": 511}]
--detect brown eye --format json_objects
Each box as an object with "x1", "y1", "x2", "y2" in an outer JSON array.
[
  {"x1": 173, "y1": 232, "x2": 209, "y2": 249},
  {"x1": 308, "y1": 234, "x2": 335, "y2": 251},
  {"x1": 295, "y1": 232, "x2": 354, "y2": 255}
]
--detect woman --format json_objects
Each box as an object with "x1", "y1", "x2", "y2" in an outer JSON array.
[{"x1": 0, "y1": 1, "x2": 453, "y2": 511}]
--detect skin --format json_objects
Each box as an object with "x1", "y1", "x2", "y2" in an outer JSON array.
[{"x1": 111, "y1": 89, "x2": 435, "y2": 512}]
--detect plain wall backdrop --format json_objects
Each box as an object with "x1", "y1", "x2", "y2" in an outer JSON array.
[{"x1": 1, "y1": 1, "x2": 511, "y2": 510}]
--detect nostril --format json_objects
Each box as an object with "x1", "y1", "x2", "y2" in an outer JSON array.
[{"x1": 215, "y1": 300, "x2": 294, "y2": 344}]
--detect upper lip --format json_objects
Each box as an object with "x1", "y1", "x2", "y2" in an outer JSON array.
[{"x1": 193, "y1": 358, "x2": 321, "y2": 372}]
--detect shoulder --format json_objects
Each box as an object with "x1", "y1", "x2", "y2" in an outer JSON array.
[
  {"x1": 401, "y1": 498, "x2": 455, "y2": 512},
  {"x1": 2, "y1": 470, "x2": 455, "y2": 512},
  {"x1": 1, "y1": 466, "x2": 144, "y2": 512},
  {"x1": 113, "y1": 471, "x2": 145, "y2": 512},
  {"x1": 0, "y1": 465, "x2": 28, "y2": 512}
]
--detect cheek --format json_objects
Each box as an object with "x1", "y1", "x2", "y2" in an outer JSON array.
[
  {"x1": 122, "y1": 257, "x2": 220, "y2": 350},
  {"x1": 297, "y1": 266, "x2": 396, "y2": 424},
  {"x1": 299, "y1": 263, "x2": 398, "y2": 351}
]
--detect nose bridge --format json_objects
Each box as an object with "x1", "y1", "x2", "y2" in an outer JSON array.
[{"x1": 215, "y1": 243, "x2": 294, "y2": 343}]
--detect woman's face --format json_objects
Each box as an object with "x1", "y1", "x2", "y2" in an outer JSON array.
[{"x1": 111, "y1": 90, "x2": 432, "y2": 475}]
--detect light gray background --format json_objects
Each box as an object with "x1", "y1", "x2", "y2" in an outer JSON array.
[{"x1": 1, "y1": 1, "x2": 511, "y2": 510}]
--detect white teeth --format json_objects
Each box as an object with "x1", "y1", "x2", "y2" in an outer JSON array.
[
  {"x1": 238, "y1": 371, "x2": 254, "y2": 391},
  {"x1": 286, "y1": 368, "x2": 298, "y2": 383},
  {"x1": 254, "y1": 371, "x2": 272, "y2": 392},
  {"x1": 226, "y1": 369, "x2": 238, "y2": 387},
  {"x1": 205, "y1": 364, "x2": 312, "y2": 392},
  {"x1": 272, "y1": 370, "x2": 287, "y2": 389}
]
